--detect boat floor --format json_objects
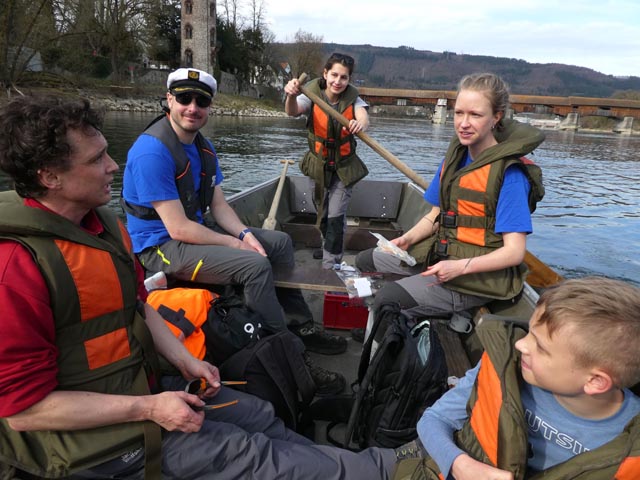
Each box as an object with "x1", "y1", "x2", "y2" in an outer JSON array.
[
  {"x1": 291, "y1": 245, "x2": 478, "y2": 445},
  {"x1": 295, "y1": 247, "x2": 364, "y2": 389}
]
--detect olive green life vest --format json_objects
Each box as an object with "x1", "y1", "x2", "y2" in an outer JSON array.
[
  {"x1": 436, "y1": 120, "x2": 545, "y2": 300},
  {"x1": 393, "y1": 319, "x2": 640, "y2": 480},
  {"x1": 0, "y1": 191, "x2": 161, "y2": 478},
  {"x1": 300, "y1": 78, "x2": 368, "y2": 188}
]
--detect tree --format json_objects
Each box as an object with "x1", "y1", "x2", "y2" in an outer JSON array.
[
  {"x1": 215, "y1": 0, "x2": 273, "y2": 88},
  {"x1": 0, "y1": 0, "x2": 57, "y2": 93},
  {"x1": 91, "y1": 0, "x2": 156, "y2": 81},
  {"x1": 285, "y1": 29, "x2": 324, "y2": 79},
  {"x1": 146, "y1": 0, "x2": 181, "y2": 68}
]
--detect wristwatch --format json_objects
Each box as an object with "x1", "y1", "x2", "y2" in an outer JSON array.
[{"x1": 239, "y1": 228, "x2": 251, "y2": 241}]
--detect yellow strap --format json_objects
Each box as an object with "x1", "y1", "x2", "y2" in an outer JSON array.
[{"x1": 190, "y1": 259, "x2": 204, "y2": 281}]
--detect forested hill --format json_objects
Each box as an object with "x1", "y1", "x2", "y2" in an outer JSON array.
[{"x1": 313, "y1": 43, "x2": 640, "y2": 97}]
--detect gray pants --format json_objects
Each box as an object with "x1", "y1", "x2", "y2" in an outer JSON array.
[
  {"x1": 358, "y1": 248, "x2": 489, "y2": 319},
  {"x1": 319, "y1": 177, "x2": 352, "y2": 269},
  {"x1": 72, "y1": 378, "x2": 395, "y2": 479},
  {"x1": 138, "y1": 228, "x2": 312, "y2": 332}
]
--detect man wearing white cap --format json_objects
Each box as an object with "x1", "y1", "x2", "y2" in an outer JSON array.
[{"x1": 122, "y1": 68, "x2": 346, "y2": 395}]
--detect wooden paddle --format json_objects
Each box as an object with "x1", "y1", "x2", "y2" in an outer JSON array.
[
  {"x1": 295, "y1": 73, "x2": 563, "y2": 288},
  {"x1": 262, "y1": 159, "x2": 295, "y2": 230}
]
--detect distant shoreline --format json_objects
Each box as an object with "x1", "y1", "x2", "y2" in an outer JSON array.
[{"x1": 2, "y1": 87, "x2": 636, "y2": 134}]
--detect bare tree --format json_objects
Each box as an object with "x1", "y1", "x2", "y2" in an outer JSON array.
[
  {"x1": 219, "y1": 0, "x2": 239, "y2": 28},
  {"x1": 286, "y1": 29, "x2": 324, "y2": 79},
  {"x1": 247, "y1": 0, "x2": 264, "y2": 31},
  {"x1": 0, "y1": 0, "x2": 59, "y2": 95}
]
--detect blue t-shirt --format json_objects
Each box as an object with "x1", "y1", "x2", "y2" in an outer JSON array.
[
  {"x1": 418, "y1": 361, "x2": 640, "y2": 478},
  {"x1": 424, "y1": 153, "x2": 533, "y2": 234},
  {"x1": 122, "y1": 134, "x2": 224, "y2": 253}
]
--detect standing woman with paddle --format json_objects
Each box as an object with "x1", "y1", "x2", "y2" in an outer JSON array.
[
  {"x1": 357, "y1": 72, "x2": 546, "y2": 335},
  {"x1": 285, "y1": 53, "x2": 370, "y2": 269}
]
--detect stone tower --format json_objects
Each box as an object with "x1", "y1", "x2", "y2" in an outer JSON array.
[{"x1": 181, "y1": 0, "x2": 216, "y2": 74}]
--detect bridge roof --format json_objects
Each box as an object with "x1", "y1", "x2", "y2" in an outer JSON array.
[{"x1": 359, "y1": 87, "x2": 640, "y2": 110}]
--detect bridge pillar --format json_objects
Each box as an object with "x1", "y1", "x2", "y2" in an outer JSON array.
[
  {"x1": 613, "y1": 116, "x2": 634, "y2": 135},
  {"x1": 558, "y1": 112, "x2": 580, "y2": 131},
  {"x1": 432, "y1": 98, "x2": 448, "y2": 124}
]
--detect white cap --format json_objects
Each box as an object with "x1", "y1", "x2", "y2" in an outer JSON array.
[{"x1": 167, "y1": 68, "x2": 217, "y2": 98}]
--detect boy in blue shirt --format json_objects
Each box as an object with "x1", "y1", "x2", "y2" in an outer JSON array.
[{"x1": 398, "y1": 276, "x2": 640, "y2": 479}]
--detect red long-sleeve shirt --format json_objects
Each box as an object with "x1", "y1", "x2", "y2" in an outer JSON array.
[{"x1": 0, "y1": 199, "x2": 147, "y2": 417}]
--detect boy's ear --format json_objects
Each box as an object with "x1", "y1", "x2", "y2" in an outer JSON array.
[{"x1": 583, "y1": 368, "x2": 615, "y2": 395}]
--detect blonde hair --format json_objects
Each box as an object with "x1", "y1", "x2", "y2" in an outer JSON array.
[
  {"x1": 536, "y1": 277, "x2": 640, "y2": 388},
  {"x1": 457, "y1": 73, "x2": 510, "y2": 128}
]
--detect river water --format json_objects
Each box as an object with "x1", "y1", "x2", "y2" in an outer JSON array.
[{"x1": 2, "y1": 112, "x2": 639, "y2": 286}]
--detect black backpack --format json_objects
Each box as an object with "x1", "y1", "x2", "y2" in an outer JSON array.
[
  {"x1": 340, "y1": 302, "x2": 449, "y2": 449},
  {"x1": 219, "y1": 330, "x2": 316, "y2": 433}
]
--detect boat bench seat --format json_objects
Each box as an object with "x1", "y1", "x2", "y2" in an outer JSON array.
[{"x1": 272, "y1": 264, "x2": 348, "y2": 293}]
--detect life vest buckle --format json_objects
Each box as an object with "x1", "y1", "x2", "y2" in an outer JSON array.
[
  {"x1": 323, "y1": 138, "x2": 336, "y2": 150},
  {"x1": 440, "y1": 211, "x2": 457, "y2": 228},
  {"x1": 435, "y1": 239, "x2": 449, "y2": 258}
]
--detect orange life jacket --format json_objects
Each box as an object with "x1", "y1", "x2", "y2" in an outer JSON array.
[
  {"x1": 301, "y1": 78, "x2": 368, "y2": 188},
  {"x1": 147, "y1": 287, "x2": 218, "y2": 360}
]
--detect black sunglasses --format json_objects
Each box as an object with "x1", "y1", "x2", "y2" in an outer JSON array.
[
  {"x1": 173, "y1": 92, "x2": 212, "y2": 108},
  {"x1": 329, "y1": 53, "x2": 355, "y2": 66}
]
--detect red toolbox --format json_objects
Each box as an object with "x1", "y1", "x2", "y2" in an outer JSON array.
[{"x1": 322, "y1": 292, "x2": 369, "y2": 330}]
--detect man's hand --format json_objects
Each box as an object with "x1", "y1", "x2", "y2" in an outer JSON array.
[
  {"x1": 146, "y1": 391, "x2": 206, "y2": 432},
  {"x1": 451, "y1": 454, "x2": 514, "y2": 480},
  {"x1": 179, "y1": 357, "x2": 221, "y2": 399},
  {"x1": 240, "y1": 231, "x2": 266, "y2": 256}
]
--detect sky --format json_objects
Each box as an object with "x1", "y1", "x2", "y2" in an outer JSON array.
[{"x1": 258, "y1": 0, "x2": 640, "y2": 78}]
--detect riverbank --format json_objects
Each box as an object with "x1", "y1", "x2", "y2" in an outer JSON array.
[
  {"x1": 3, "y1": 83, "x2": 288, "y2": 117},
  {"x1": 91, "y1": 91, "x2": 287, "y2": 117}
]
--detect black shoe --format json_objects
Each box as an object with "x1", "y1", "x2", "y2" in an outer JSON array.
[
  {"x1": 394, "y1": 438, "x2": 427, "y2": 462},
  {"x1": 293, "y1": 323, "x2": 348, "y2": 355},
  {"x1": 312, "y1": 249, "x2": 323, "y2": 259},
  {"x1": 351, "y1": 327, "x2": 365, "y2": 343},
  {"x1": 303, "y1": 352, "x2": 346, "y2": 396}
]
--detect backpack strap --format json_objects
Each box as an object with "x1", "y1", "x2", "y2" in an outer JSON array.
[
  {"x1": 259, "y1": 332, "x2": 316, "y2": 413},
  {"x1": 358, "y1": 302, "x2": 402, "y2": 382},
  {"x1": 277, "y1": 332, "x2": 316, "y2": 408},
  {"x1": 344, "y1": 321, "x2": 403, "y2": 449}
]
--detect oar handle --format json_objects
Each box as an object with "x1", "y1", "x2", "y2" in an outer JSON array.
[{"x1": 296, "y1": 73, "x2": 427, "y2": 189}]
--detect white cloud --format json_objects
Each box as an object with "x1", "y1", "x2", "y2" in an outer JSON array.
[{"x1": 257, "y1": 0, "x2": 640, "y2": 77}]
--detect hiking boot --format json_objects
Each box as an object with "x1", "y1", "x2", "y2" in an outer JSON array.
[
  {"x1": 351, "y1": 327, "x2": 365, "y2": 343},
  {"x1": 394, "y1": 438, "x2": 427, "y2": 462},
  {"x1": 312, "y1": 249, "x2": 323, "y2": 259},
  {"x1": 303, "y1": 352, "x2": 346, "y2": 396},
  {"x1": 292, "y1": 323, "x2": 348, "y2": 355}
]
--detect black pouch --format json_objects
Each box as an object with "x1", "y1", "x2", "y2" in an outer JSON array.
[{"x1": 201, "y1": 293, "x2": 264, "y2": 365}]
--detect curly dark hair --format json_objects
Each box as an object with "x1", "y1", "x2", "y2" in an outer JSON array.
[{"x1": 0, "y1": 96, "x2": 104, "y2": 198}]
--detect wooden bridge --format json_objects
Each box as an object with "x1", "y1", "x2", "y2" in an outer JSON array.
[{"x1": 359, "y1": 87, "x2": 640, "y2": 120}]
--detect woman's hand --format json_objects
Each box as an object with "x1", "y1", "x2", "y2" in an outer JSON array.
[
  {"x1": 422, "y1": 258, "x2": 470, "y2": 283},
  {"x1": 345, "y1": 119, "x2": 365, "y2": 134},
  {"x1": 284, "y1": 79, "x2": 301, "y2": 97},
  {"x1": 391, "y1": 235, "x2": 411, "y2": 250}
]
